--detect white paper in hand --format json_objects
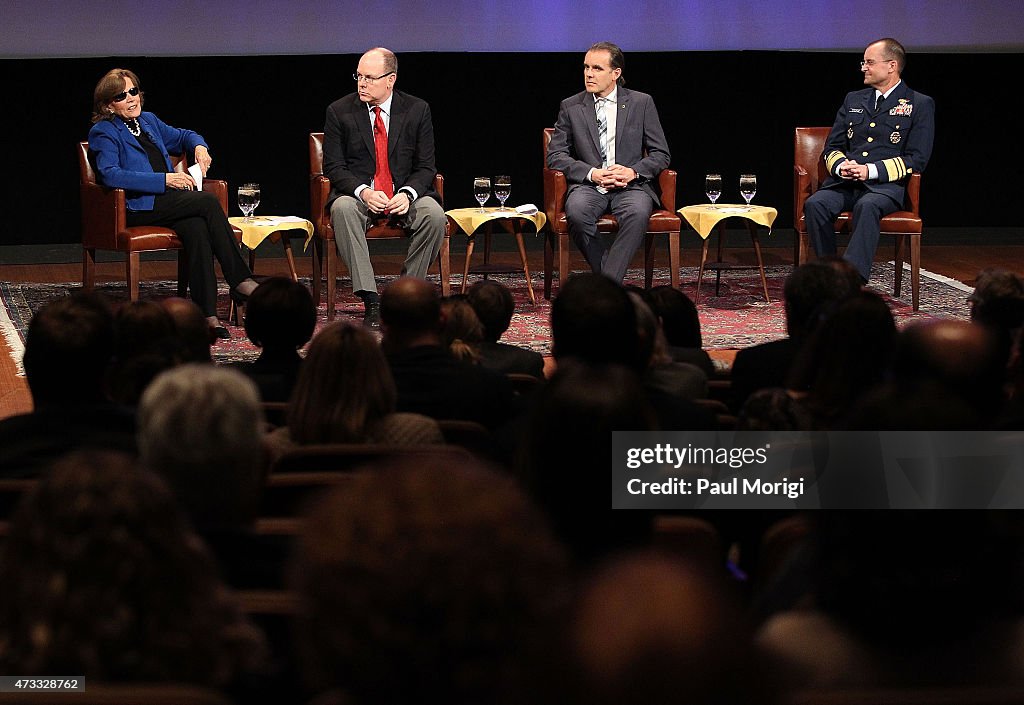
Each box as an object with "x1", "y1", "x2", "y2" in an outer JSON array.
[{"x1": 187, "y1": 163, "x2": 203, "y2": 191}]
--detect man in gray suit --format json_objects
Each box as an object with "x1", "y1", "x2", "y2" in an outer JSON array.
[
  {"x1": 547, "y1": 42, "x2": 671, "y2": 284},
  {"x1": 324, "y1": 47, "x2": 447, "y2": 328}
]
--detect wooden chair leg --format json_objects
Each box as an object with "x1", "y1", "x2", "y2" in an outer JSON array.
[
  {"x1": 438, "y1": 234, "x2": 451, "y2": 297},
  {"x1": 544, "y1": 230, "x2": 555, "y2": 299},
  {"x1": 910, "y1": 233, "x2": 921, "y2": 312},
  {"x1": 325, "y1": 242, "x2": 336, "y2": 321},
  {"x1": 892, "y1": 233, "x2": 906, "y2": 299},
  {"x1": 310, "y1": 238, "x2": 323, "y2": 306},
  {"x1": 668, "y1": 231, "x2": 681, "y2": 289},
  {"x1": 558, "y1": 232, "x2": 570, "y2": 292},
  {"x1": 127, "y1": 252, "x2": 141, "y2": 302},
  {"x1": 644, "y1": 233, "x2": 656, "y2": 289},
  {"x1": 83, "y1": 248, "x2": 96, "y2": 290}
]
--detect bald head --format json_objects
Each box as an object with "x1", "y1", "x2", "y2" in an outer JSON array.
[
  {"x1": 161, "y1": 297, "x2": 211, "y2": 362},
  {"x1": 363, "y1": 46, "x2": 398, "y2": 74},
  {"x1": 380, "y1": 277, "x2": 441, "y2": 347}
]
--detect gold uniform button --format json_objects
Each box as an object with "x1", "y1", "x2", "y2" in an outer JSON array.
[
  {"x1": 862, "y1": 151, "x2": 869, "y2": 157},
  {"x1": 870, "y1": 122, "x2": 876, "y2": 127},
  {"x1": 867, "y1": 137, "x2": 874, "y2": 142}
]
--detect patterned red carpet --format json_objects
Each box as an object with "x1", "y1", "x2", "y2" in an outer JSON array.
[{"x1": 1, "y1": 262, "x2": 971, "y2": 369}]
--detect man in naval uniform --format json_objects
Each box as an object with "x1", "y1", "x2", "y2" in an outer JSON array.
[{"x1": 805, "y1": 37, "x2": 935, "y2": 284}]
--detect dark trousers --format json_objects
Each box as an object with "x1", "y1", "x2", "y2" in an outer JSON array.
[
  {"x1": 127, "y1": 191, "x2": 252, "y2": 317},
  {"x1": 565, "y1": 185, "x2": 654, "y2": 284},
  {"x1": 805, "y1": 184, "x2": 899, "y2": 282}
]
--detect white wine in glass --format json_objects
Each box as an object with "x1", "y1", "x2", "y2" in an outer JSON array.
[
  {"x1": 238, "y1": 183, "x2": 260, "y2": 222},
  {"x1": 494, "y1": 175, "x2": 511, "y2": 210},
  {"x1": 705, "y1": 174, "x2": 722, "y2": 210},
  {"x1": 739, "y1": 174, "x2": 757, "y2": 208},
  {"x1": 473, "y1": 177, "x2": 491, "y2": 212}
]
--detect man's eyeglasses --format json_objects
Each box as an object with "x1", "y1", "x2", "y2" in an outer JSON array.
[
  {"x1": 860, "y1": 59, "x2": 894, "y2": 68},
  {"x1": 353, "y1": 71, "x2": 395, "y2": 84},
  {"x1": 112, "y1": 87, "x2": 141, "y2": 102}
]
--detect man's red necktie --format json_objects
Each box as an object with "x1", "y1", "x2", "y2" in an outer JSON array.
[{"x1": 372, "y1": 106, "x2": 394, "y2": 198}]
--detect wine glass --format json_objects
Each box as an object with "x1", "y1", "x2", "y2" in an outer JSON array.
[
  {"x1": 705, "y1": 174, "x2": 722, "y2": 210},
  {"x1": 473, "y1": 177, "x2": 491, "y2": 212},
  {"x1": 494, "y1": 175, "x2": 511, "y2": 211},
  {"x1": 238, "y1": 183, "x2": 260, "y2": 222},
  {"x1": 739, "y1": 174, "x2": 757, "y2": 208}
]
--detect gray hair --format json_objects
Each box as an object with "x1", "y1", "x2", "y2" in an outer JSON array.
[{"x1": 137, "y1": 364, "x2": 265, "y2": 527}]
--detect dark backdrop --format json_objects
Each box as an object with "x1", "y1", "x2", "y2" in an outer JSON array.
[{"x1": 1, "y1": 50, "x2": 1019, "y2": 246}]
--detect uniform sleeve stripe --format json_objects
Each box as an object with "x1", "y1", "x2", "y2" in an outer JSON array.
[
  {"x1": 825, "y1": 151, "x2": 845, "y2": 173},
  {"x1": 883, "y1": 157, "x2": 907, "y2": 181}
]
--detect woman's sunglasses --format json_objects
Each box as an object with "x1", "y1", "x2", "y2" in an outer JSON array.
[{"x1": 112, "y1": 87, "x2": 141, "y2": 103}]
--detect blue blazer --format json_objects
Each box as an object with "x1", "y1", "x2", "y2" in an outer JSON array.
[{"x1": 87, "y1": 111, "x2": 207, "y2": 211}]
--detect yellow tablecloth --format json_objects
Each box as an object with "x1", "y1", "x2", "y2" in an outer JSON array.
[
  {"x1": 228, "y1": 216, "x2": 315, "y2": 251},
  {"x1": 678, "y1": 204, "x2": 777, "y2": 240},
  {"x1": 445, "y1": 207, "x2": 547, "y2": 235}
]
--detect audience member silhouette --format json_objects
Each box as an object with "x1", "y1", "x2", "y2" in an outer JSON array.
[
  {"x1": 380, "y1": 276, "x2": 519, "y2": 430},
  {"x1": 439, "y1": 294, "x2": 485, "y2": 364},
  {"x1": 268, "y1": 320, "x2": 441, "y2": 457},
  {"x1": 0, "y1": 292, "x2": 136, "y2": 477},
  {"x1": 0, "y1": 450, "x2": 267, "y2": 690},
  {"x1": 466, "y1": 280, "x2": 545, "y2": 378},
  {"x1": 162, "y1": 296, "x2": 214, "y2": 362},
  {"x1": 550, "y1": 273, "x2": 715, "y2": 430},
  {"x1": 137, "y1": 364, "x2": 284, "y2": 588},
  {"x1": 969, "y1": 267, "x2": 1024, "y2": 370},
  {"x1": 742, "y1": 290, "x2": 896, "y2": 430},
  {"x1": 230, "y1": 277, "x2": 317, "y2": 403},
  {"x1": 730, "y1": 262, "x2": 857, "y2": 412},
  {"x1": 642, "y1": 284, "x2": 715, "y2": 376},
  {"x1": 848, "y1": 319, "x2": 1005, "y2": 430},
  {"x1": 545, "y1": 552, "x2": 752, "y2": 705},
  {"x1": 629, "y1": 290, "x2": 708, "y2": 401},
  {"x1": 291, "y1": 458, "x2": 571, "y2": 705},
  {"x1": 520, "y1": 360, "x2": 658, "y2": 565},
  {"x1": 756, "y1": 511, "x2": 1024, "y2": 691},
  {"x1": 107, "y1": 299, "x2": 180, "y2": 406}
]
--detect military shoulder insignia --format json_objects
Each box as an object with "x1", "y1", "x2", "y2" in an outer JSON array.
[
  {"x1": 890, "y1": 131, "x2": 901, "y2": 143},
  {"x1": 889, "y1": 102, "x2": 914, "y2": 116}
]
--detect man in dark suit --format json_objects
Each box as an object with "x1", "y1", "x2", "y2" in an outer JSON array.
[
  {"x1": 547, "y1": 42, "x2": 671, "y2": 284},
  {"x1": 323, "y1": 47, "x2": 446, "y2": 328},
  {"x1": 805, "y1": 37, "x2": 935, "y2": 284}
]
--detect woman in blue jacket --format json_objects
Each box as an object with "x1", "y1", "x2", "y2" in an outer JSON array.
[{"x1": 88, "y1": 68, "x2": 257, "y2": 338}]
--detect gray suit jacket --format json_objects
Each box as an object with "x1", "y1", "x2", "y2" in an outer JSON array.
[{"x1": 546, "y1": 87, "x2": 671, "y2": 205}]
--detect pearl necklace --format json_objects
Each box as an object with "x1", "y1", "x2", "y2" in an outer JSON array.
[{"x1": 125, "y1": 118, "x2": 141, "y2": 137}]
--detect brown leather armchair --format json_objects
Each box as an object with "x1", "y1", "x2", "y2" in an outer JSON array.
[
  {"x1": 78, "y1": 141, "x2": 237, "y2": 302},
  {"x1": 308, "y1": 132, "x2": 451, "y2": 321},
  {"x1": 541, "y1": 127, "x2": 682, "y2": 299},
  {"x1": 793, "y1": 126, "x2": 923, "y2": 310}
]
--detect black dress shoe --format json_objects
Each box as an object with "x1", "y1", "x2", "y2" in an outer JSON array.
[
  {"x1": 362, "y1": 301, "x2": 381, "y2": 330},
  {"x1": 210, "y1": 325, "x2": 231, "y2": 340}
]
